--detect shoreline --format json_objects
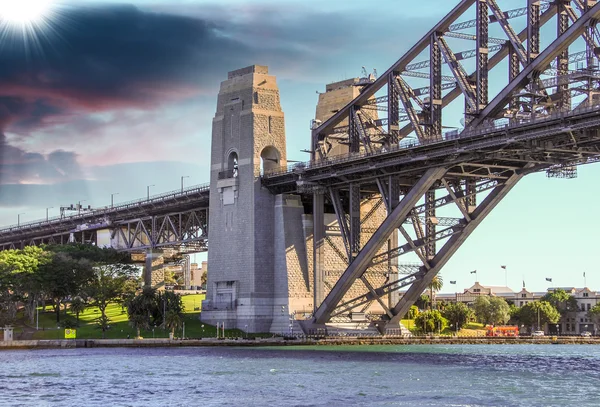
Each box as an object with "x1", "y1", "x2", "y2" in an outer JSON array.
[{"x1": 2, "y1": 336, "x2": 600, "y2": 350}]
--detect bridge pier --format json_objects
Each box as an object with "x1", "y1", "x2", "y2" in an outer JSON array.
[{"x1": 144, "y1": 249, "x2": 164, "y2": 289}]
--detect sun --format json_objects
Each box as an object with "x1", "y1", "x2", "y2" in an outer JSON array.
[{"x1": 0, "y1": 0, "x2": 54, "y2": 26}]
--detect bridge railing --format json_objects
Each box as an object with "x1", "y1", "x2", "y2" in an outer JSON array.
[
  {"x1": 0, "y1": 182, "x2": 211, "y2": 234},
  {"x1": 262, "y1": 102, "x2": 600, "y2": 178}
]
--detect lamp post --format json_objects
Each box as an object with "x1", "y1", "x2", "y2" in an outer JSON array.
[
  {"x1": 111, "y1": 192, "x2": 119, "y2": 208},
  {"x1": 17, "y1": 213, "x2": 25, "y2": 226},
  {"x1": 181, "y1": 176, "x2": 189, "y2": 193},
  {"x1": 46, "y1": 207, "x2": 53, "y2": 222},
  {"x1": 147, "y1": 185, "x2": 155, "y2": 201}
]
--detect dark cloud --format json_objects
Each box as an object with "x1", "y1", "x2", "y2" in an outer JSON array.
[
  {"x1": 0, "y1": 133, "x2": 84, "y2": 184},
  {"x1": 0, "y1": 3, "x2": 259, "y2": 133}
]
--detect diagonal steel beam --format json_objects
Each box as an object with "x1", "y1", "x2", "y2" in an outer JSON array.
[
  {"x1": 487, "y1": 0, "x2": 528, "y2": 65},
  {"x1": 311, "y1": 167, "x2": 447, "y2": 325},
  {"x1": 385, "y1": 170, "x2": 526, "y2": 329}
]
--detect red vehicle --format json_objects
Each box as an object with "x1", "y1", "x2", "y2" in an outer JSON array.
[{"x1": 486, "y1": 326, "x2": 519, "y2": 337}]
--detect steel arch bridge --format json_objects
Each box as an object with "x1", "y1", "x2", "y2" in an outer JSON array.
[
  {"x1": 3, "y1": 0, "x2": 600, "y2": 334},
  {"x1": 263, "y1": 0, "x2": 600, "y2": 333}
]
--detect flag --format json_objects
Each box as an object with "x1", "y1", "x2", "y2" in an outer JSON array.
[
  {"x1": 546, "y1": 278, "x2": 553, "y2": 282},
  {"x1": 470, "y1": 270, "x2": 477, "y2": 274},
  {"x1": 501, "y1": 265, "x2": 507, "y2": 269},
  {"x1": 584, "y1": 272, "x2": 586, "y2": 278},
  {"x1": 450, "y1": 281, "x2": 456, "y2": 284},
  {"x1": 522, "y1": 280, "x2": 525, "y2": 288}
]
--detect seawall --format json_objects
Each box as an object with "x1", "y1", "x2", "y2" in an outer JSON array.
[{"x1": 1, "y1": 336, "x2": 600, "y2": 350}]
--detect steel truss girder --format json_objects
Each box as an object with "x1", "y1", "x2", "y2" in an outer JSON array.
[
  {"x1": 115, "y1": 208, "x2": 208, "y2": 251},
  {"x1": 471, "y1": 2, "x2": 600, "y2": 127},
  {"x1": 309, "y1": 167, "x2": 447, "y2": 326}
]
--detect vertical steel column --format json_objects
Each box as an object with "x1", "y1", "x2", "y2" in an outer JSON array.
[
  {"x1": 476, "y1": 0, "x2": 489, "y2": 112},
  {"x1": 349, "y1": 108, "x2": 360, "y2": 153},
  {"x1": 349, "y1": 184, "x2": 361, "y2": 259},
  {"x1": 387, "y1": 176, "x2": 401, "y2": 307},
  {"x1": 508, "y1": 45, "x2": 521, "y2": 116},
  {"x1": 425, "y1": 189, "x2": 436, "y2": 260},
  {"x1": 430, "y1": 33, "x2": 442, "y2": 140},
  {"x1": 557, "y1": 0, "x2": 571, "y2": 110},
  {"x1": 527, "y1": 0, "x2": 541, "y2": 63},
  {"x1": 313, "y1": 192, "x2": 325, "y2": 311},
  {"x1": 388, "y1": 72, "x2": 400, "y2": 145},
  {"x1": 466, "y1": 179, "x2": 477, "y2": 213}
]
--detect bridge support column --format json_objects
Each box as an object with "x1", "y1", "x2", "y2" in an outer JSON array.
[
  {"x1": 313, "y1": 191, "x2": 325, "y2": 311},
  {"x1": 144, "y1": 249, "x2": 164, "y2": 289}
]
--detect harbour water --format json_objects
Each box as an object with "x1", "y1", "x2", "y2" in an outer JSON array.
[{"x1": 1, "y1": 344, "x2": 599, "y2": 406}]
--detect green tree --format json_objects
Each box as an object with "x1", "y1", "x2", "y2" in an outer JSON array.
[
  {"x1": 415, "y1": 310, "x2": 447, "y2": 334},
  {"x1": 36, "y1": 251, "x2": 95, "y2": 323},
  {"x1": 415, "y1": 294, "x2": 430, "y2": 310},
  {"x1": 587, "y1": 304, "x2": 600, "y2": 328},
  {"x1": 427, "y1": 275, "x2": 443, "y2": 310},
  {"x1": 442, "y1": 302, "x2": 473, "y2": 330},
  {"x1": 0, "y1": 247, "x2": 50, "y2": 325},
  {"x1": 155, "y1": 291, "x2": 184, "y2": 328},
  {"x1": 87, "y1": 263, "x2": 138, "y2": 338},
  {"x1": 407, "y1": 305, "x2": 419, "y2": 320},
  {"x1": 473, "y1": 296, "x2": 510, "y2": 325},
  {"x1": 541, "y1": 288, "x2": 578, "y2": 315},
  {"x1": 70, "y1": 297, "x2": 86, "y2": 325},
  {"x1": 127, "y1": 287, "x2": 157, "y2": 338},
  {"x1": 519, "y1": 301, "x2": 561, "y2": 330},
  {"x1": 164, "y1": 310, "x2": 182, "y2": 338}
]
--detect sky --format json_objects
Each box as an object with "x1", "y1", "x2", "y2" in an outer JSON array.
[{"x1": 0, "y1": 0, "x2": 598, "y2": 293}]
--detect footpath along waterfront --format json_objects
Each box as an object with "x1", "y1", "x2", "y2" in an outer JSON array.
[{"x1": 1, "y1": 344, "x2": 599, "y2": 406}]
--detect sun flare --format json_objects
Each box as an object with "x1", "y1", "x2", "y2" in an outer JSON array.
[{"x1": 0, "y1": 0, "x2": 54, "y2": 25}]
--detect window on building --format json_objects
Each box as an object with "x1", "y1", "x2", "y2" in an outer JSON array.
[
  {"x1": 581, "y1": 318, "x2": 584, "y2": 322},
  {"x1": 521, "y1": 293, "x2": 527, "y2": 298},
  {"x1": 583, "y1": 292, "x2": 589, "y2": 297},
  {"x1": 587, "y1": 303, "x2": 591, "y2": 311},
  {"x1": 519, "y1": 301, "x2": 523, "y2": 306},
  {"x1": 473, "y1": 289, "x2": 480, "y2": 293},
  {"x1": 566, "y1": 323, "x2": 570, "y2": 331}
]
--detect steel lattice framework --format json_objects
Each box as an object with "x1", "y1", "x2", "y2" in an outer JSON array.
[
  {"x1": 0, "y1": 185, "x2": 210, "y2": 254},
  {"x1": 263, "y1": 0, "x2": 600, "y2": 333}
]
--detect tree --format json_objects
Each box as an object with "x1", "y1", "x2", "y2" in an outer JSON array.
[
  {"x1": 127, "y1": 287, "x2": 157, "y2": 338},
  {"x1": 70, "y1": 297, "x2": 86, "y2": 325},
  {"x1": 87, "y1": 263, "x2": 138, "y2": 338},
  {"x1": 427, "y1": 275, "x2": 443, "y2": 310},
  {"x1": 36, "y1": 251, "x2": 95, "y2": 323},
  {"x1": 415, "y1": 294, "x2": 430, "y2": 310},
  {"x1": 407, "y1": 305, "x2": 419, "y2": 320},
  {"x1": 473, "y1": 296, "x2": 510, "y2": 326},
  {"x1": 415, "y1": 310, "x2": 447, "y2": 334},
  {"x1": 442, "y1": 302, "x2": 473, "y2": 330},
  {"x1": 200, "y1": 269, "x2": 207, "y2": 288},
  {"x1": 519, "y1": 301, "x2": 561, "y2": 330},
  {"x1": 155, "y1": 291, "x2": 184, "y2": 328},
  {"x1": 164, "y1": 310, "x2": 182, "y2": 338},
  {"x1": 0, "y1": 247, "x2": 50, "y2": 325},
  {"x1": 587, "y1": 304, "x2": 600, "y2": 328},
  {"x1": 541, "y1": 289, "x2": 578, "y2": 318}
]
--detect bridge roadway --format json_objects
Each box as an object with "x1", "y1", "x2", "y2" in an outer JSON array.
[
  {"x1": 0, "y1": 183, "x2": 210, "y2": 252},
  {"x1": 2, "y1": 101, "x2": 599, "y2": 252},
  {"x1": 264, "y1": 103, "x2": 600, "y2": 190}
]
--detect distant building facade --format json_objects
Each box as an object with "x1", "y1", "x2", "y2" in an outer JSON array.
[{"x1": 435, "y1": 282, "x2": 599, "y2": 334}]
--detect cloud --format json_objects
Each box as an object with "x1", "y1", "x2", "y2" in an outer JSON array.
[{"x1": 0, "y1": 132, "x2": 85, "y2": 184}]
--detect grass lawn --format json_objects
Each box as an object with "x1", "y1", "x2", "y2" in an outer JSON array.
[{"x1": 30, "y1": 293, "x2": 245, "y2": 340}]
